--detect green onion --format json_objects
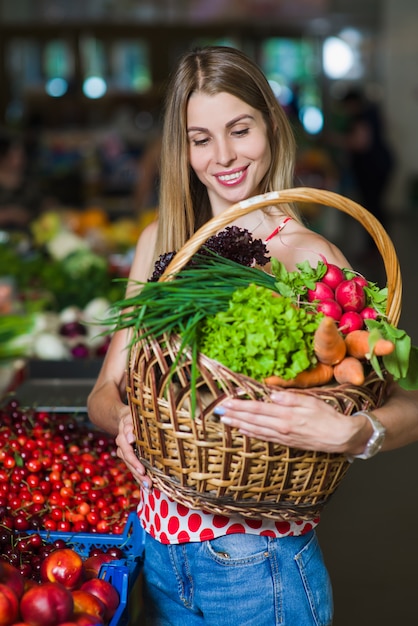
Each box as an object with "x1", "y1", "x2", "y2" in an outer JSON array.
[
  {"x1": 106, "y1": 253, "x2": 277, "y2": 415},
  {"x1": 109, "y1": 253, "x2": 276, "y2": 340}
]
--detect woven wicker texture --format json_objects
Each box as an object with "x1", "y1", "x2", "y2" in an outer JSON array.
[{"x1": 127, "y1": 188, "x2": 402, "y2": 521}]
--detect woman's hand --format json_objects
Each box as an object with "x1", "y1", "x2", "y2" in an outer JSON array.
[
  {"x1": 116, "y1": 406, "x2": 152, "y2": 489},
  {"x1": 215, "y1": 390, "x2": 372, "y2": 456}
]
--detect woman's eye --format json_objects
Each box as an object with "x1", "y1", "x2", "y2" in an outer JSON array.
[
  {"x1": 192, "y1": 137, "x2": 209, "y2": 146},
  {"x1": 232, "y1": 128, "x2": 250, "y2": 137}
]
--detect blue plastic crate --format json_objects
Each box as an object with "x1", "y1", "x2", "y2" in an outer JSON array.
[
  {"x1": 35, "y1": 512, "x2": 144, "y2": 567},
  {"x1": 101, "y1": 562, "x2": 141, "y2": 626},
  {"x1": 32, "y1": 512, "x2": 145, "y2": 626}
]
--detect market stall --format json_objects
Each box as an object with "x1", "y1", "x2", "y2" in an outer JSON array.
[{"x1": 0, "y1": 206, "x2": 154, "y2": 625}]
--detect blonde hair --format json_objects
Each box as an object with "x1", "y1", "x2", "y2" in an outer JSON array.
[{"x1": 155, "y1": 46, "x2": 298, "y2": 261}]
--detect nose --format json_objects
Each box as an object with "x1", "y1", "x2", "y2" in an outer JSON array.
[{"x1": 215, "y1": 138, "x2": 236, "y2": 166}]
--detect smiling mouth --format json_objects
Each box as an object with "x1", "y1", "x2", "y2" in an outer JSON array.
[{"x1": 217, "y1": 168, "x2": 246, "y2": 183}]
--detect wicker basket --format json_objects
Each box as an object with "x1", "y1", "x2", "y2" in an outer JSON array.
[{"x1": 127, "y1": 188, "x2": 402, "y2": 521}]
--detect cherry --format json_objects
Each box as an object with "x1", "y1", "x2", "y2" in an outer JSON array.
[
  {"x1": 13, "y1": 514, "x2": 30, "y2": 531},
  {"x1": 28, "y1": 533, "x2": 43, "y2": 549},
  {"x1": 1, "y1": 403, "x2": 138, "y2": 537},
  {"x1": 106, "y1": 546, "x2": 124, "y2": 559}
]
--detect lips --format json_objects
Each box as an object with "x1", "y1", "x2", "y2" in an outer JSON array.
[{"x1": 215, "y1": 166, "x2": 248, "y2": 186}]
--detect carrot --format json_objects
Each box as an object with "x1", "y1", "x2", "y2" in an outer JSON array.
[
  {"x1": 313, "y1": 316, "x2": 346, "y2": 365},
  {"x1": 345, "y1": 330, "x2": 395, "y2": 359},
  {"x1": 264, "y1": 362, "x2": 334, "y2": 388},
  {"x1": 333, "y1": 356, "x2": 365, "y2": 386}
]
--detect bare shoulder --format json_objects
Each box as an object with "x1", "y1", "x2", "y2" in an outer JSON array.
[{"x1": 268, "y1": 220, "x2": 350, "y2": 270}]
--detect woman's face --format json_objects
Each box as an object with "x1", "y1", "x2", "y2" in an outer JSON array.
[{"x1": 187, "y1": 91, "x2": 271, "y2": 214}]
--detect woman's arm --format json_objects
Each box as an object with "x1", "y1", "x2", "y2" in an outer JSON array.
[
  {"x1": 214, "y1": 383, "x2": 418, "y2": 457},
  {"x1": 87, "y1": 221, "x2": 158, "y2": 487}
]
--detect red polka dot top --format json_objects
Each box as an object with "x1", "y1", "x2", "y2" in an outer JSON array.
[{"x1": 137, "y1": 488, "x2": 319, "y2": 544}]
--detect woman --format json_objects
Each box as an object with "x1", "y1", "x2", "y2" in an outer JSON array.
[{"x1": 88, "y1": 46, "x2": 418, "y2": 626}]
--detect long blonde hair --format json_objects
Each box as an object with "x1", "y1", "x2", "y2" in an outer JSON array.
[{"x1": 155, "y1": 46, "x2": 298, "y2": 261}]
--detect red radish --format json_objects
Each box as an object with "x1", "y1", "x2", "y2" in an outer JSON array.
[
  {"x1": 360, "y1": 306, "x2": 378, "y2": 321},
  {"x1": 339, "y1": 311, "x2": 364, "y2": 334},
  {"x1": 307, "y1": 282, "x2": 334, "y2": 302},
  {"x1": 352, "y1": 275, "x2": 369, "y2": 288},
  {"x1": 321, "y1": 263, "x2": 345, "y2": 290},
  {"x1": 316, "y1": 298, "x2": 343, "y2": 321},
  {"x1": 335, "y1": 279, "x2": 366, "y2": 312}
]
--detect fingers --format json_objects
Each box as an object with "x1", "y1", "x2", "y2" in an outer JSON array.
[
  {"x1": 116, "y1": 411, "x2": 152, "y2": 490},
  {"x1": 213, "y1": 391, "x2": 352, "y2": 452},
  {"x1": 214, "y1": 391, "x2": 302, "y2": 429}
]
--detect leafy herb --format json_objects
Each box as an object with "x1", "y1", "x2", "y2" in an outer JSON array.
[
  {"x1": 366, "y1": 318, "x2": 417, "y2": 389},
  {"x1": 149, "y1": 226, "x2": 270, "y2": 282},
  {"x1": 270, "y1": 257, "x2": 326, "y2": 300}
]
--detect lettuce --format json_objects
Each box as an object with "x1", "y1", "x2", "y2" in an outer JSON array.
[{"x1": 198, "y1": 284, "x2": 322, "y2": 381}]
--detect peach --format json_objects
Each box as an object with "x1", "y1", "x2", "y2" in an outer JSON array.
[
  {"x1": 0, "y1": 562, "x2": 25, "y2": 600},
  {"x1": 72, "y1": 589, "x2": 106, "y2": 620},
  {"x1": 72, "y1": 613, "x2": 105, "y2": 626},
  {"x1": 80, "y1": 578, "x2": 120, "y2": 620},
  {"x1": 82, "y1": 554, "x2": 117, "y2": 580},
  {"x1": 0, "y1": 583, "x2": 19, "y2": 626},
  {"x1": 40, "y1": 548, "x2": 84, "y2": 590},
  {"x1": 20, "y1": 582, "x2": 74, "y2": 626}
]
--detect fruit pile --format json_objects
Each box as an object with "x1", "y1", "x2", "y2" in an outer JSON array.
[
  {"x1": 0, "y1": 399, "x2": 141, "y2": 534},
  {"x1": 0, "y1": 539, "x2": 125, "y2": 626}
]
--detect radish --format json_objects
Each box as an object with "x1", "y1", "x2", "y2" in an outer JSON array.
[
  {"x1": 307, "y1": 282, "x2": 334, "y2": 302},
  {"x1": 316, "y1": 298, "x2": 343, "y2": 321},
  {"x1": 335, "y1": 279, "x2": 366, "y2": 312},
  {"x1": 360, "y1": 306, "x2": 378, "y2": 321},
  {"x1": 339, "y1": 311, "x2": 364, "y2": 334},
  {"x1": 321, "y1": 263, "x2": 345, "y2": 290},
  {"x1": 352, "y1": 275, "x2": 369, "y2": 288}
]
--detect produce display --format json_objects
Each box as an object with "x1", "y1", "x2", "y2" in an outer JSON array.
[
  {"x1": 0, "y1": 234, "x2": 125, "y2": 314},
  {"x1": 0, "y1": 299, "x2": 112, "y2": 362},
  {"x1": 0, "y1": 204, "x2": 146, "y2": 362},
  {"x1": 0, "y1": 543, "x2": 123, "y2": 625},
  {"x1": 0, "y1": 400, "x2": 144, "y2": 625},
  {"x1": 0, "y1": 399, "x2": 140, "y2": 535}
]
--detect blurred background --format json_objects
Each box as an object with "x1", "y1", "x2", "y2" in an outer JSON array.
[{"x1": 1, "y1": 2, "x2": 418, "y2": 624}]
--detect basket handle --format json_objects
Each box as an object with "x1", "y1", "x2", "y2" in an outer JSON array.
[{"x1": 160, "y1": 187, "x2": 402, "y2": 326}]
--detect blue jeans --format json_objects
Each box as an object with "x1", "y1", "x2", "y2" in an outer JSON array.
[{"x1": 142, "y1": 530, "x2": 333, "y2": 625}]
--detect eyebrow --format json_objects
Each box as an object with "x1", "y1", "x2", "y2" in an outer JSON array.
[{"x1": 187, "y1": 114, "x2": 255, "y2": 133}]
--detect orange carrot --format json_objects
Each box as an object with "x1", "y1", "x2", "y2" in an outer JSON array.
[
  {"x1": 345, "y1": 330, "x2": 395, "y2": 359},
  {"x1": 264, "y1": 362, "x2": 334, "y2": 388},
  {"x1": 333, "y1": 356, "x2": 365, "y2": 386},
  {"x1": 313, "y1": 316, "x2": 346, "y2": 365}
]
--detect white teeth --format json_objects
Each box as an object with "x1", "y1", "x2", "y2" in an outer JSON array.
[{"x1": 218, "y1": 171, "x2": 243, "y2": 182}]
